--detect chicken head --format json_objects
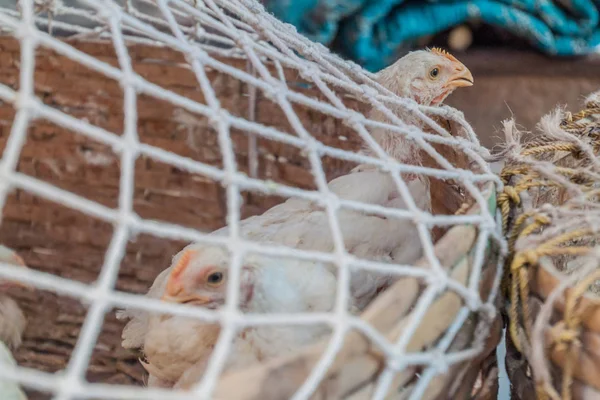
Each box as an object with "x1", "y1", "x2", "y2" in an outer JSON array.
[
  {"x1": 377, "y1": 47, "x2": 473, "y2": 107},
  {"x1": 161, "y1": 246, "x2": 254, "y2": 310}
]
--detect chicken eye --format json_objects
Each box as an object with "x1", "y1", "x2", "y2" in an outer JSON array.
[
  {"x1": 207, "y1": 272, "x2": 223, "y2": 285},
  {"x1": 429, "y1": 67, "x2": 440, "y2": 79}
]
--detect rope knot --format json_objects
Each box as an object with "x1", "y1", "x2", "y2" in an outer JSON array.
[
  {"x1": 511, "y1": 250, "x2": 538, "y2": 272},
  {"x1": 522, "y1": 250, "x2": 539, "y2": 265},
  {"x1": 556, "y1": 328, "x2": 579, "y2": 345},
  {"x1": 345, "y1": 112, "x2": 365, "y2": 127},
  {"x1": 359, "y1": 84, "x2": 378, "y2": 98},
  {"x1": 503, "y1": 186, "x2": 521, "y2": 204}
]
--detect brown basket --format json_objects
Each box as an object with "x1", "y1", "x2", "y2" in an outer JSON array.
[
  {"x1": 499, "y1": 90, "x2": 600, "y2": 400},
  {"x1": 0, "y1": 27, "x2": 500, "y2": 400}
]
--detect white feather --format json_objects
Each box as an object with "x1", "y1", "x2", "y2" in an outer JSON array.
[
  {"x1": 0, "y1": 342, "x2": 27, "y2": 400},
  {"x1": 0, "y1": 245, "x2": 28, "y2": 400}
]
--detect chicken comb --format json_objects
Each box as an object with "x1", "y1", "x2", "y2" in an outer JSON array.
[
  {"x1": 171, "y1": 250, "x2": 196, "y2": 280},
  {"x1": 429, "y1": 47, "x2": 459, "y2": 63},
  {"x1": 164, "y1": 250, "x2": 198, "y2": 297}
]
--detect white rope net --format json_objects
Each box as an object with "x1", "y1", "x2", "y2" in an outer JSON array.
[{"x1": 0, "y1": 0, "x2": 506, "y2": 399}]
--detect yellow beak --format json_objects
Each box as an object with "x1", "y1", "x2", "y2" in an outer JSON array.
[
  {"x1": 161, "y1": 292, "x2": 213, "y2": 305},
  {"x1": 445, "y1": 62, "x2": 474, "y2": 89}
]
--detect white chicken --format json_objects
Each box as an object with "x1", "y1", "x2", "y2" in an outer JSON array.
[
  {"x1": 0, "y1": 245, "x2": 30, "y2": 400},
  {"x1": 134, "y1": 246, "x2": 338, "y2": 388},
  {"x1": 117, "y1": 47, "x2": 474, "y2": 387}
]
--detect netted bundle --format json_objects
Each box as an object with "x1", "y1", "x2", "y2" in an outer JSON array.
[
  {"x1": 499, "y1": 90, "x2": 600, "y2": 399},
  {"x1": 0, "y1": 1, "x2": 503, "y2": 399}
]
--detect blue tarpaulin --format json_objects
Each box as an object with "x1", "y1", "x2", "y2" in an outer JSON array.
[{"x1": 262, "y1": 0, "x2": 600, "y2": 71}]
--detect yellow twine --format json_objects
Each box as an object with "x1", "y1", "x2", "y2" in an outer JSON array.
[
  {"x1": 499, "y1": 101, "x2": 600, "y2": 399},
  {"x1": 521, "y1": 143, "x2": 579, "y2": 157},
  {"x1": 552, "y1": 269, "x2": 600, "y2": 400}
]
